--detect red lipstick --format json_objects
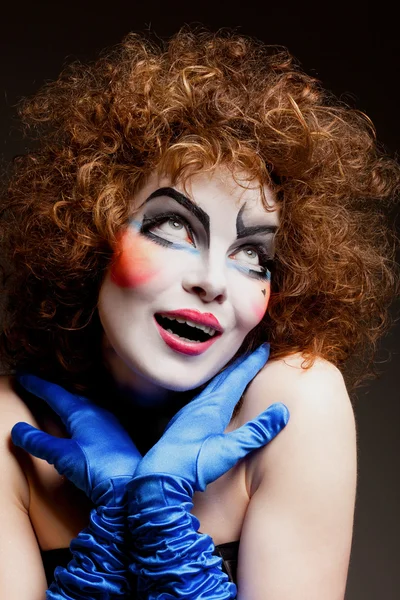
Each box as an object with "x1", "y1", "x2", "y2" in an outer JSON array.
[{"x1": 154, "y1": 309, "x2": 223, "y2": 356}]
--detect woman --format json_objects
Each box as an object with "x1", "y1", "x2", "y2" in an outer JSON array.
[{"x1": 0, "y1": 29, "x2": 398, "y2": 598}]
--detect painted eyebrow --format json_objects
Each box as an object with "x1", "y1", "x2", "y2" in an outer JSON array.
[
  {"x1": 236, "y1": 204, "x2": 277, "y2": 239},
  {"x1": 145, "y1": 187, "x2": 210, "y2": 246}
]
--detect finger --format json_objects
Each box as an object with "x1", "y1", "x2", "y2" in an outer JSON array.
[
  {"x1": 17, "y1": 374, "x2": 89, "y2": 422},
  {"x1": 198, "y1": 344, "x2": 270, "y2": 426},
  {"x1": 197, "y1": 402, "x2": 289, "y2": 490},
  {"x1": 205, "y1": 344, "x2": 269, "y2": 396},
  {"x1": 11, "y1": 422, "x2": 72, "y2": 467},
  {"x1": 167, "y1": 344, "x2": 270, "y2": 436}
]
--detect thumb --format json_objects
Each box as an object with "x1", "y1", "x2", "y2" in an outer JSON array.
[
  {"x1": 197, "y1": 403, "x2": 289, "y2": 490},
  {"x1": 206, "y1": 344, "x2": 270, "y2": 396}
]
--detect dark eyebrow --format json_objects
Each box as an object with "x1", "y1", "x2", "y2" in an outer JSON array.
[
  {"x1": 145, "y1": 187, "x2": 210, "y2": 246},
  {"x1": 236, "y1": 204, "x2": 277, "y2": 239}
]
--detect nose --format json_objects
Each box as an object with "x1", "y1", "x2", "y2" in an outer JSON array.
[{"x1": 182, "y1": 257, "x2": 227, "y2": 304}]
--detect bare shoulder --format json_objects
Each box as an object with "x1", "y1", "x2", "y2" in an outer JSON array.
[
  {"x1": 0, "y1": 375, "x2": 42, "y2": 438},
  {"x1": 0, "y1": 375, "x2": 35, "y2": 509},
  {"x1": 0, "y1": 374, "x2": 37, "y2": 418},
  {"x1": 238, "y1": 352, "x2": 353, "y2": 425},
  {"x1": 236, "y1": 355, "x2": 357, "y2": 596},
  {"x1": 0, "y1": 375, "x2": 49, "y2": 596},
  {"x1": 236, "y1": 354, "x2": 356, "y2": 493}
]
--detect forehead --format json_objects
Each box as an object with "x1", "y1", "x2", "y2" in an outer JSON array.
[{"x1": 133, "y1": 167, "x2": 279, "y2": 226}]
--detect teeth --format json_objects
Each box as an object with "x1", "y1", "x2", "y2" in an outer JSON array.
[
  {"x1": 166, "y1": 328, "x2": 200, "y2": 343},
  {"x1": 162, "y1": 315, "x2": 218, "y2": 336}
]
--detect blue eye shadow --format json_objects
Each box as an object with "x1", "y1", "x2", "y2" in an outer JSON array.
[
  {"x1": 227, "y1": 259, "x2": 271, "y2": 281},
  {"x1": 129, "y1": 219, "x2": 141, "y2": 232},
  {"x1": 168, "y1": 241, "x2": 200, "y2": 255},
  {"x1": 131, "y1": 216, "x2": 200, "y2": 255}
]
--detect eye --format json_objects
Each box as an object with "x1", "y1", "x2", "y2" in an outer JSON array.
[
  {"x1": 232, "y1": 247, "x2": 262, "y2": 267},
  {"x1": 161, "y1": 217, "x2": 185, "y2": 233},
  {"x1": 229, "y1": 244, "x2": 274, "y2": 279},
  {"x1": 143, "y1": 214, "x2": 195, "y2": 246}
]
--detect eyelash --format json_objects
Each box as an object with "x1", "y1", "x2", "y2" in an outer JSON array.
[
  {"x1": 140, "y1": 213, "x2": 195, "y2": 247},
  {"x1": 140, "y1": 213, "x2": 274, "y2": 277},
  {"x1": 235, "y1": 245, "x2": 274, "y2": 279}
]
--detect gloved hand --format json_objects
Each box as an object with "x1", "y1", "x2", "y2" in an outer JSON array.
[
  {"x1": 12, "y1": 376, "x2": 141, "y2": 598},
  {"x1": 12, "y1": 375, "x2": 141, "y2": 504},
  {"x1": 128, "y1": 344, "x2": 290, "y2": 599}
]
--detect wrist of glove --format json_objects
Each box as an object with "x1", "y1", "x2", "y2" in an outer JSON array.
[
  {"x1": 128, "y1": 474, "x2": 236, "y2": 600},
  {"x1": 47, "y1": 477, "x2": 133, "y2": 599}
]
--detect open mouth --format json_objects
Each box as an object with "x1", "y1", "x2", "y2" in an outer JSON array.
[{"x1": 155, "y1": 313, "x2": 219, "y2": 344}]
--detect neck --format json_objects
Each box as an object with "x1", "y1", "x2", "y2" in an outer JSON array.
[
  {"x1": 103, "y1": 342, "x2": 188, "y2": 407},
  {"x1": 101, "y1": 342, "x2": 200, "y2": 455},
  {"x1": 111, "y1": 374, "x2": 195, "y2": 457}
]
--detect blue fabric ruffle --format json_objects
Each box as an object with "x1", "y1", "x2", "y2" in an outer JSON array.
[
  {"x1": 47, "y1": 478, "x2": 132, "y2": 599},
  {"x1": 128, "y1": 474, "x2": 237, "y2": 599}
]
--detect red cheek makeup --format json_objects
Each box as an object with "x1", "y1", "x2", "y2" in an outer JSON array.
[{"x1": 111, "y1": 228, "x2": 160, "y2": 288}]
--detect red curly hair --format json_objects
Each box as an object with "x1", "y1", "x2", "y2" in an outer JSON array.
[{"x1": 0, "y1": 28, "x2": 398, "y2": 393}]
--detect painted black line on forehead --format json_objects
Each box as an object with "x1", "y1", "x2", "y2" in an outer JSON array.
[
  {"x1": 145, "y1": 187, "x2": 210, "y2": 246},
  {"x1": 236, "y1": 203, "x2": 277, "y2": 239}
]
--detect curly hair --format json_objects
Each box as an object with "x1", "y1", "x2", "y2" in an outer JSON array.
[{"x1": 1, "y1": 27, "x2": 398, "y2": 393}]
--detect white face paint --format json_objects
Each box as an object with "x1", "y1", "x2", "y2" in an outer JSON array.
[{"x1": 98, "y1": 167, "x2": 279, "y2": 395}]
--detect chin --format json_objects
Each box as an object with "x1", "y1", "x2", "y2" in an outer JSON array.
[
  {"x1": 105, "y1": 344, "x2": 221, "y2": 395},
  {"x1": 103, "y1": 324, "x2": 249, "y2": 397},
  {"x1": 137, "y1": 362, "x2": 221, "y2": 393}
]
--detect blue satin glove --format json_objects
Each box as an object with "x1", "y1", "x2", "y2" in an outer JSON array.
[
  {"x1": 12, "y1": 376, "x2": 141, "y2": 598},
  {"x1": 128, "y1": 344, "x2": 290, "y2": 599}
]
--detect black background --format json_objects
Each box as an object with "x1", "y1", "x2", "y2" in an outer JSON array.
[{"x1": 1, "y1": 2, "x2": 399, "y2": 598}]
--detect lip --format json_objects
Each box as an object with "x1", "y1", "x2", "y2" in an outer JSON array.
[
  {"x1": 154, "y1": 313, "x2": 222, "y2": 356},
  {"x1": 157, "y1": 309, "x2": 223, "y2": 333}
]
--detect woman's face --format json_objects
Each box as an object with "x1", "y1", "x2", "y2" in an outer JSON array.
[{"x1": 98, "y1": 167, "x2": 279, "y2": 392}]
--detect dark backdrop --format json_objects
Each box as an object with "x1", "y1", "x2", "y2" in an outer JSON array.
[{"x1": 1, "y1": 2, "x2": 399, "y2": 598}]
